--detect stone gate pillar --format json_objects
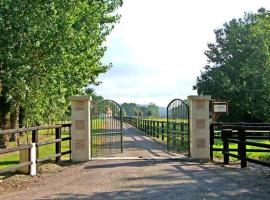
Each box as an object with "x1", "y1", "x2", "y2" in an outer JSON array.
[
  {"x1": 188, "y1": 95, "x2": 211, "y2": 160},
  {"x1": 70, "y1": 96, "x2": 91, "y2": 161}
]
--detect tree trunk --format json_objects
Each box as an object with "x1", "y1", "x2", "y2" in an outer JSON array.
[
  {"x1": 19, "y1": 106, "x2": 26, "y2": 128},
  {"x1": 0, "y1": 110, "x2": 10, "y2": 149},
  {"x1": 0, "y1": 94, "x2": 11, "y2": 149},
  {"x1": 9, "y1": 105, "x2": 19, "y2": 142}
]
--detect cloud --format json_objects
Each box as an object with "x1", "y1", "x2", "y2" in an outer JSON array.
[{"x1": 94, "y1": 0, "x2": 270, "y2": 106}]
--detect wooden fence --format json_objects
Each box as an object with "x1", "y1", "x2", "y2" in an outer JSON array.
[
  {"x1": 0, "y1": 124, "x2": 71, "y2": 175},
  {"x1": 210, "y1": 122, "x2": 270, "y2": 168}
]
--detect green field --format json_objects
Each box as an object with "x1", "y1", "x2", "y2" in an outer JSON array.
[
  {"x1": 0, "y1": 131, "x2": 71, "y2": 171},
  {"x1": 213, "y1": 138, "x2": 270, "y2": 161},
  {"x1": 143, "y1": 118, "x2": 189, "y2": 123}
]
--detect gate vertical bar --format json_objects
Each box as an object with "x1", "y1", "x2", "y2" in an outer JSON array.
[{"x1": 120, "y1": 106, "x2": 123, "y2": 153}]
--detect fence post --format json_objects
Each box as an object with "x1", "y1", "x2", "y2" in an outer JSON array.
[
  {"x1": 19, "y1": 130, "x2": 37, "y2": 175},
  {"x1": 30, "y1": 143, "x2": 37, "y2": 176},
  {"x1": 209, "y1": 124, "x2": 214, "y2": 161},
  {"x1": 162, "y1": 122, "x2": 164, "y2": 140},
  {"x1": 153, "y1": 121, "x2": 156, "y2": 137},
  {"x1": 69, "y1": 126, "x2": 72, "y2": 161},
  {"x1": 173, "y1": 123, "x2": 176, "y2": 147},
  {"x1": 144, "y1": 120, "x2": 146, "y2": 134},
  {"x1": 153, "y1": 121, "x2": 155, "y2": 137},
  {"x1": 32, "y1": 130, "x2": 38, "y2": 143},
  {"x1": 157, "y1": 121, "x2": 160, "y2": 138},
  {"x1": 150, "y1": 121, "x2": 153, "y2": 136},
  {"x1": 221, "y1": 129, "x2": 231, "y2": 165},
  {"x1": 238, "y1": 126, "x2": 247, "y2": 168},
  {"x1": 55, "y1": 127, "x2": 61, "y2": 164},
  {"x1": 145, "y1": 121, "x2": 147, "y2": 134},
  {"x1": 32, "y1": 130, "x2": 39, "y2": 171},
  {"x1": 147, "y1": 121, "x2": 150, "y2": 135},
  {"x1": 180, "y1": 122, "x2": 184, "y2": 150}
]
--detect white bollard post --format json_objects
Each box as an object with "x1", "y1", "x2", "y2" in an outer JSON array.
[{"x1": 30, "y1": 143, "x2": 37, "y2": 176}]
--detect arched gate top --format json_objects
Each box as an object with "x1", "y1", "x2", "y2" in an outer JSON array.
[{"x1": 167, "y1": 98, "x2": 189, "y2": 109}]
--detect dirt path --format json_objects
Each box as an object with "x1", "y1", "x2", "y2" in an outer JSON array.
[{"x1": 0, "y1": 125, "x2": 269, "y2": 199}]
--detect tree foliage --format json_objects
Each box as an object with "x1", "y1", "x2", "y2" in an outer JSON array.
[
  {"x1": 147, "y1": 103, "x2": 159, "y2": 117},
  {"x1": 122, "y1": 102, "x2": 160, "y2": 118},
  {"x1": 0, "y1": 0, "x2": 122, "y2": 127},
  {"x1": 85, "y1": 88, "x2": 104, "y2": 103},
  {"x1": 194, "y1": 8, "x2": 270, "y2": 122},
  {"x1": 122, "y1": 103, "x2": 138, "y2": 117}
]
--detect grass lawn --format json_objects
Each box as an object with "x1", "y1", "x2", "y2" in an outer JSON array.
[
  {"x1": 0, "y1": 132, "x2": 71, "y2": 171},
  {"x1": 143, "y1": 118, "x2": 189, "y2": 123},
  {"x1": 213, "y1": 138, "x2": 270, "y2": 161}
]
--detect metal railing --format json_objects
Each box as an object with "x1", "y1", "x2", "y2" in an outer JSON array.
[{"x1": 123, "y1": 117, "x2": 167, "y2": 140}]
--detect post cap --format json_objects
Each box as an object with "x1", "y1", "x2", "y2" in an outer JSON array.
[
  {"x1": 69, "y1": 96, "x2": 92, "y2": 101},
  {"x1": 188, "y1": 95, "x2": 211, "y2": 101}
]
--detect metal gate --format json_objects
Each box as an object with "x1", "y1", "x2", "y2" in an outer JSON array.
[
  {"x1": 167, "y1": 99, "x2": 190, "y2": 155},
  {"x1": 91, "y1": 100, "x2": 123, "y2": 157}
]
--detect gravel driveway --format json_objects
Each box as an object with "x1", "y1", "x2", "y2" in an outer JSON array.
[
  {"x1": 102, "y1": 123, "x2": 183, "y2": 158},
  {"x1": 0, "y1": 124, "x2": 269, "y2": 199}
]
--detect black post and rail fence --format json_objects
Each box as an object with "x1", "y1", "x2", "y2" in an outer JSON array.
[{"x1": 210, "y1": 122, "x2": 270, "y2": 168}]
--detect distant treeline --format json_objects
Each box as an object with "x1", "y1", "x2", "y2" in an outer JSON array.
[
  {"x1": 86, "y1": 89, "x2": 161, "y2": 118},
  {"x1": 121, "y1": 103, "x2": 160, "y2": 118}
]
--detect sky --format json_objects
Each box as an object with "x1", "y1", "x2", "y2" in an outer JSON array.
[{"x1": 94, "y1": 0, "x2": 270, "y2": 107}]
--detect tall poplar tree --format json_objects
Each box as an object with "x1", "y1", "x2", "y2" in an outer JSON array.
[{"x1": 0, "y1": 0, "x2": 122, "y2": 147}]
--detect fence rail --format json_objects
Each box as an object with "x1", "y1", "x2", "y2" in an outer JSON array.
[
  {"x1": 123, "y1": 117, "x2": 168, "y2": 140},
  {"x1": 0, "y1": 123, "x2": 71, "y2": 175},
  {"x1": 210, "y1": 122, "x2": 270, "y2": 168}
]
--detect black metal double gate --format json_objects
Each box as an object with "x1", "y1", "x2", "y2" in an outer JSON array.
[
  {"x1": 91, "y1": 100, "x2": 123, "y2": 157},
  {"x1": 90, "y1": 98, "x2": 189, "y2": 157}
]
